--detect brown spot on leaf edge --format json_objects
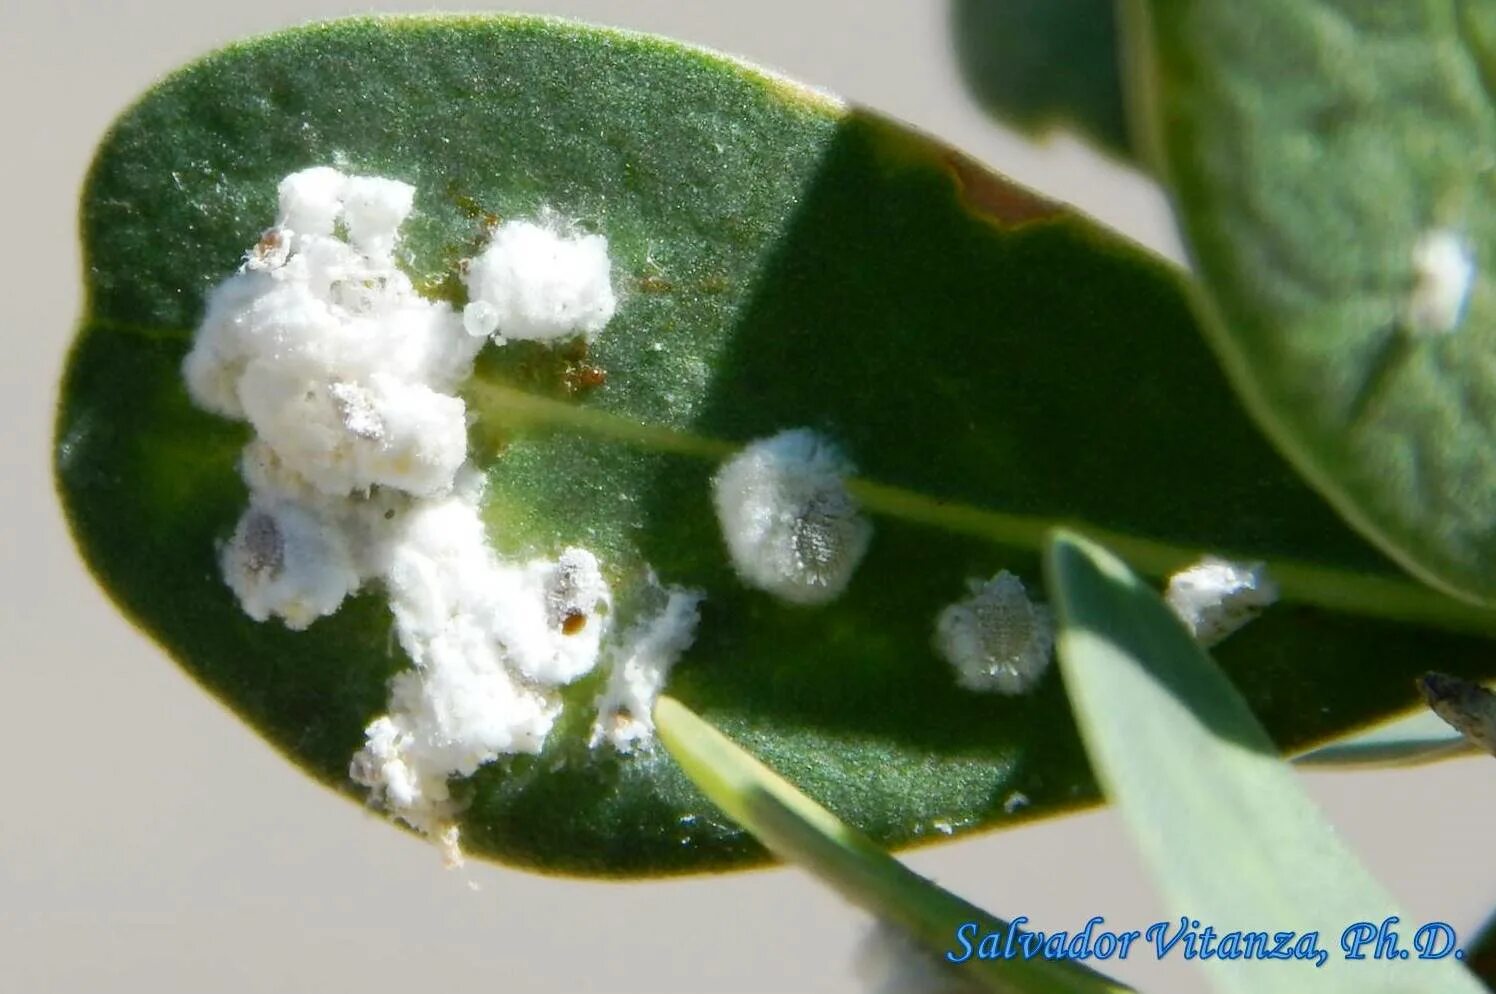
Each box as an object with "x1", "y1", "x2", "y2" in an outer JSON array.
[{"x1": 944, "y1": 151, "x2": 1063, "y2": 228}]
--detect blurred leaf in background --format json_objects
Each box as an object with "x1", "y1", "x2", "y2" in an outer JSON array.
[
  {"x1": 1129, "y1": 0, "x2": 1496, "y2": 606},
  {"x1": 950, "y1": 0, "x2": 1134, "y2": 162}
]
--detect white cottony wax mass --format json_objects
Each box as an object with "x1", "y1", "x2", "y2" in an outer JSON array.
[
  {"x1": 221, "y1": 499, "x2": 360, "y2": 630},
  {"x1": 1164, "y1": 556, "x2": 1277, "y2": 647},
  {"x1": 1406, "y1": 228, "x2": 1475, "y2": 334},
  {"x1": 462, "y1": 219, "x2": 617, "y2": 343},
  {"x1": 934, "y1": 571, "x2": 1054, "y2": 695},
  {"x1": 351, "y1": 499, "x2": 569, "y2": 830},
  {"x1": 186, "y1": 174, "x2": 483, "y2": 422},
  {"x1": 182, "y1": 168, "x2": 706, "y2": 858},
  {"x1": 712, "y1": 428, "x2": 872, "y2": 605},
  {"x1": 238, "y1": 368, "x2": 469, "y2": 499},
  {"x1": 590, "y1": 587, "x2": 706, "y2": 753}
]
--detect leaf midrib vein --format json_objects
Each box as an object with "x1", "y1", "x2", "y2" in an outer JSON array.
[
  {"x1": 85, "y1": 316, "x2": 1496, "y2": 638},
  {"x1": 465, "y1": 378, "x2": 1496, "y2": 637}
]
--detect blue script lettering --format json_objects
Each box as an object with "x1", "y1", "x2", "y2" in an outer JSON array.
[
  {"x1": 1341, "y1": 917, "x2": 1401, "y2": 960},
  {"x1": 1293, "y1": 932, "x2": 1329, "y2": 968},
  {"x1": 1066, "y1": 917, "x2": 1106, "y2": 959},
  {"x1": 1004, "y1": 916, "x2": 1029, "y2": 960},
  {"x1": 1147, "y1": 918, "x2": 1191, "y2": 959},
  {"x1": 946, "y1": 922, "x2": 976, "y2": 964},
  {"x1": 1414, "y1": 922, "x2": 1458, "y2": 960}
]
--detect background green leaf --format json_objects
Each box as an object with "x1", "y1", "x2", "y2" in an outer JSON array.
[
  {"x1": 55, "y1": 14, "x2": 1496, "y2": 875},
  {"x1": 1130, "y1": 0, "x2": 1496, "y2": 604},
  {"x1": 949, "y1": 0, "x2": 1135, "y2": 163},
  {"x1": 1047, "y1": 531, "x2": 1488, "y2": 994}
]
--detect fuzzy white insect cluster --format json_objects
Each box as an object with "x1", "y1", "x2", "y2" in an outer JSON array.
[
  {"x1": 1164, "y1": 556, "x2": 1278, "y2": 647},
  {"x1": 463, "y1": 219, "x2": 617, "y2": 343},
  {"x1": 182, "y1": 167, "x2": 691, "y2": 857},
  {"x1": 184, "y1": 167, "x2": 480, "y2": 503},
  {"x1": 711, "y1": 428, "x2": 873, "y2": 605},
  {"x1": 1406, "y1": 228, "x2": 1475, "y2": 334},
  {"x1": 934, "y1": 571, "x2": 1054, "y2": 695}
]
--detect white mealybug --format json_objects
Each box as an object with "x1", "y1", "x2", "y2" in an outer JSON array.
[
  {"x1": 1406, "y1": 228, "x2": 1475, "y2": 334},
  {"x1": 514, "y1": 546, "x2": 614, "y2": 686},
  {"x1": 221, "y1": 499, "x2": 360, "y2": 630},
  {"x1": 589, "y1": 587, "x2": 706, "y2": 753},
  {"x1": 462, "y1": 219, "x2": 617, "y2": 343},
  {"x1": 934, "y1": 571, "x2": 1054, "y2": 695},
  {"x1": 1164, "y1": 556, "x2": 1278, "y2": 647},
  {"x1": 711, "y1": 428, "x2": 872, "y2": 606},
  {"x1": 237, "y1": 367, "x2": 470, "y2": 498}
]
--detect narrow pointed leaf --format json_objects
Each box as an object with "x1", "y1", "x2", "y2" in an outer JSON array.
[
  {"x1": 1471, "y1": 911, "x2": 1496, "y2": 985},
  {"x1": 1419, "y1": 672, "x2": 1496, "y2": 757},
  {"x1": 1047, "y1": 531, "x2": 1488, "y2": 994},
  {"x1": 656, "y1": 697, "x2": 1134, "y2": 994},
  {"x1": 1291, "y1": 704, "x2": 1476, "y2": 768},
  {"x1": 1130, "y1": 0, "x2": 1496, "y2": 604},
  {"x1": 55, "y1": 14, "x2": 1496, "y2": 875}
]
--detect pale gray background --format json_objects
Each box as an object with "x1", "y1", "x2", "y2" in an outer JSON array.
[{"x1": 4, "y1": 2, "x2": 1493, "y2": 992}]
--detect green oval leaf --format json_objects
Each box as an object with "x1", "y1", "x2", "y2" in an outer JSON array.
[
  {"x1": 1131, "y1": 0, "x2": 1496, "y2": 603},
  {"x1": 56, "y1": 14, "x2": 1496, "y2": 875},
  {"x1": 1047, "y1": 531, "x2": 1488, "y2": 994}
]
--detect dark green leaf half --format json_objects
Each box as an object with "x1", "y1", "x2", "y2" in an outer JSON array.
[
  {"x1": 56, "y1": 14, "x2": 1496, "y2": 876},
  {"x1": 1047, "y1": 532, "x2": 1488, "y2": 994},
  {"x1": 1130, "y1": 0, "x2": 1496, "y2": 603},
  {"x1": 950, "y1": 0, "x2": 1135, "y2": 162}
]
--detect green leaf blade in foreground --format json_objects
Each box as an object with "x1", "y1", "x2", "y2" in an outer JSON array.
[
  {"x1": 655, "y1": 697, "x2": 1133, "y2": 994},
  {"x1": 1471, "y1": 911, "x2": 1496, "y2": 985},
  {"x1": 1131, "y1": 0, "x2": 1496, "y2": 604},
  {"x1": 1047, "y1": 531, "x2": 1488, "y2": 994},
  {"x1": 56, "y1": 14, "x2": 1496, "y2": 875}
]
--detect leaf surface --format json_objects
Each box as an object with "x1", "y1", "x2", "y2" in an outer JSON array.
[{"x1": 56, "y1": 14, "x2": 1496, "y2": 874}]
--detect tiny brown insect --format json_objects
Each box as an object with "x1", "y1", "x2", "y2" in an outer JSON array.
[
  {"x1": 560, "y1": 610, "x2": 588, "y2": 636},
  {"x1": 254, "y1": 228, "x2": 284, "y2": 255},
  {"x1": 638, "y1": 274, "x2": 674, "y2": 293}
]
